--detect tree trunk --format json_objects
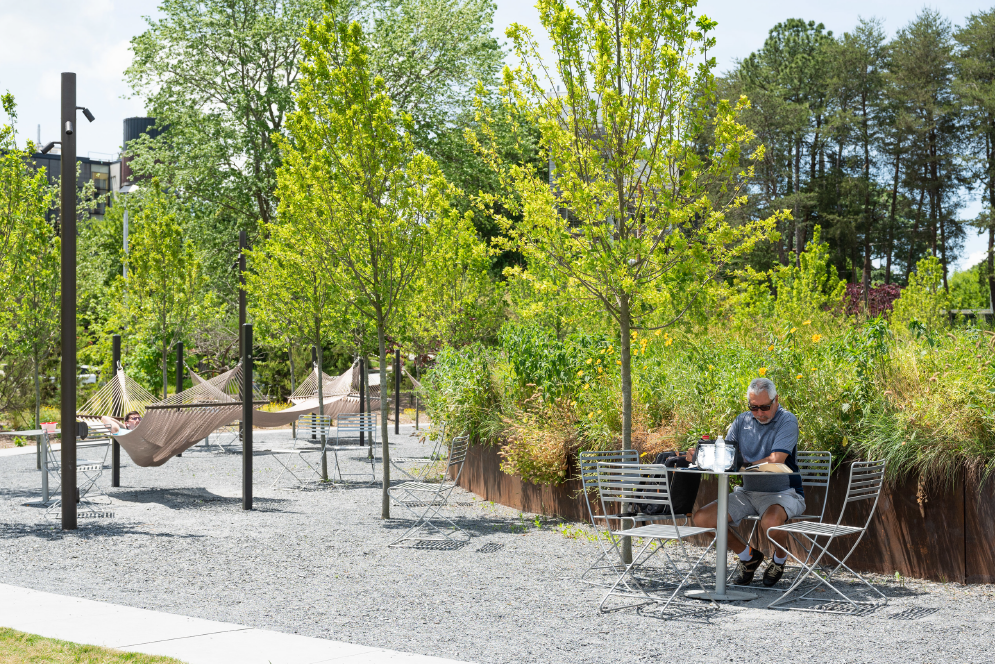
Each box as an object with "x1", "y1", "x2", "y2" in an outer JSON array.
[
  {"x1": 618, "y1": 293, "x2": 633, "y2": 565},
  {"x1": 907, "y1": 178, "x2": 926, "y2": 279},
  {"x1": 861, "y1": 90, "x2": 872, "y2": 310},
  {"x1": 938, "y1": 194, "x2": 948, "y2": 291},
  {"x1": 885, "y1": 141, "x2": 902, "y2": 285},
  {"x1": 377, "y1": 319, "x2": 391, "y2": 520}
]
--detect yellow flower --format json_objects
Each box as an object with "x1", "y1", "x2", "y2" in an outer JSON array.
[
  {"x1": 803, "y1": 320, "x2": 812, "y2": 326},
  {"x1": 767, "y1": 344, "x2": 774, "y2": 351},
  {"x1": 586, "y1": 358, "x2": 592, "y2": 364},
  {"x1": 584, "y1": 384, "x2": 590, "y2": 390},
  {"x1": 655, "y1": 330, "x2": 662, "y2": 336},
  {"x1": 708, "y1": 364, "x2": 714, "y2": 370},
  {"x1": 758, "y1": 367, "x2": 767, "y2": 376},
  {"x1": 811, "y1": 334, "x2": 823, "y2": 343},
  {"x1": 631, "y1": 331, "x2": 638, "y2": 338},
  {"x1": 790, "y1": 327, "x2": 797, "y2": 334},
  {"x1": 665, "y1": 338, "x2": 673, "y2": 346},
  {"x1": 616, "y1": 360, "x2": 622, "y2": 365},
  {"x1": 577, "y1": 370, "x2": 584, "y2": 377},
  {"x1": 588, "y1": 412, "x2": 594, "y2": 419},
  {"x1": 795, "y1": 374, "x2": 803, "y2": 379},
  {"x1": 811, "y1": 367, "x2": 817, "y2": 372}
]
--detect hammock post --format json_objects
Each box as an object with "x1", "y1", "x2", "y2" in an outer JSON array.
[
  {"x1": 175, "y1": 342, "x2": 183, "y2": 457},
  {"x1": 238, "y1": 231, "x2": 248, "y2": 453},
  {"x1": 111, "y1": 334, "x2": 121, "y2": 487},
  {"x1": 242, "y1": 323, "x2": 253, "y2": 510},
  {"x1": 395, "y1": 349, "x2": 400, "y2": 435},
  {"x1": 60, "y1": 72, "x2": 79, "y2": 531}
]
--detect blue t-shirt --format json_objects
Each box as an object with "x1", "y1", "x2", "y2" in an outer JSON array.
[{"x1": 726, "y1": 407, "x2": 803, "y2": 496}]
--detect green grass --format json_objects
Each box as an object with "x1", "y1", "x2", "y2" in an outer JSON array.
[{"x1": 0, "y1": 627, "x2": 186, "y2": 663}]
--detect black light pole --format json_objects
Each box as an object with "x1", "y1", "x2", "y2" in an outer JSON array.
[
  {"x1": 242, "y1": 323, "x2": 253, "y2": 510},
  {"x1": 111, "y1": 334, "x2": 121, "y2": 487},
  {"x1": 238, "y1": 231, "x2": 247, "y2": 450},
  {"x1": 59, "y1": 73, "x2": 94, "y2": 530},
  {"x1": 394, "y1": 349, "x2": 400, "y2": 435}
]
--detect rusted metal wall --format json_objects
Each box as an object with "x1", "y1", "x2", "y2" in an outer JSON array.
[{"x1": 456, "y1": 443, "x2": 995, "y2": 583}]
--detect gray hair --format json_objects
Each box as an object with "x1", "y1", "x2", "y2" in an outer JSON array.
[{"x1": 748, "y1": 377, "x2": 777, "y2": 400}]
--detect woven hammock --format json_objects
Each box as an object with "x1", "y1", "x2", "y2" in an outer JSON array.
[
  {"x1": 105, "y1": 364, "x2": 248, "y2": 467},
  {"x1": 77, "y1": 365, "x2": 158, "y2": 420},
  {"x1": 253, "y1": 361, "x2": 377, "y2": 428}
]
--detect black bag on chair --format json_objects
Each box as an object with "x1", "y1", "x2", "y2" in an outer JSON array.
[{"x1": 627, "y1": 451, "x2": 701, "y2": 517}]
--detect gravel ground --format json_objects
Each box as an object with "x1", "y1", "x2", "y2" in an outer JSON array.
[{"x1": 1, "y1": 424, "x2": 993, "y2": 664}]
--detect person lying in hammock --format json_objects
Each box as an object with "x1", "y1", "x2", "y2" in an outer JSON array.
[{"x1": 100, "y1": 411, "x2": 142, "y2": 435}]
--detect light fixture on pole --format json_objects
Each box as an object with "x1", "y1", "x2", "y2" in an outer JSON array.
[{"x1": 59, "y1": 73, "x2": 95, "y2": 532}]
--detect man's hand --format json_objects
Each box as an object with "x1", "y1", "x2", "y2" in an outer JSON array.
[{"x1": 684, "y1": 448, "x2": 695, "y2": 463}]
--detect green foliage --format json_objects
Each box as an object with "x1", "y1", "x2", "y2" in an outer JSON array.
[
  {"x1": 420, "y1": 343, "x2": 502, "y2": 443},
  {"x1": 770, "y1": 227, "x2": 846, "y2": 324},
  {"x1": 948, "y1": 264, "x2": 990, "y2": 310},
  {"x1": 892, "y1": 256, "x2": 950, "y2": 331}
]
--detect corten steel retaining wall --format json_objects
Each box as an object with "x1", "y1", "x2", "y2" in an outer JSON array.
[{"x1": 456, "y1": 442, "x2": 995, "y2": 584}]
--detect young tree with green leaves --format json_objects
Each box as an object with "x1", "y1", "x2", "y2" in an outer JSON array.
[
  {"x1": 247, "y1": 217, "x2": 341, "y2": 479},
  {"x1": 123, "y1": 184, "x2": 203, "y2": 398},
  {"x1": 278, "y1": 15, "x2": 462, "y2": 518},
  {"x1": 473, "y1": 0, "x2": 783, "y2": 456}
]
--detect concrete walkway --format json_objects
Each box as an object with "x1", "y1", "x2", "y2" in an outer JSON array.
[{"x1": 0, "y1": 583, "x2": 469, "y2": 664}]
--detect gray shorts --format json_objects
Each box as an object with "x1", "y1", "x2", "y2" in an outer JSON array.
[{"x1": 726, "y1": 487, "x2": 806, "y2": 526}]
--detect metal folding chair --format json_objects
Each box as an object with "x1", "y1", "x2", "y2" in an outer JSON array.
[
  {"x1": 595, "y1": 462, "x2": 717, "y2": 613},
  {"x1": 45, "y1": 436, "x2": 112, "y2": 519},
  {"x1": 578, "y1": 449, "x2": 646, "y2": 584},
  {"x1": 265, "y1": 415, "x2": 334, "y2": 489},
  {"x1": 387, "y1": 434, "x2": 470, "y2": 548},
  {"x1": 736, "y1": 450, "x2": 832, "y2": 590},
  {"x1": 328, "y1": 413, "x2": 377, "y2": 483},
  {"x1": 766, "y1": 460, "x2": 888, "y2": 613},
  {"x1": 390, "y1": 422, "x2": 447, "y2": 482}
]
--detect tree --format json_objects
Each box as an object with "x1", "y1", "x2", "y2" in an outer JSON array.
[
  {"x1": 474, "y1": 0, "x2": 782, "y2": 456},
  {"x1": 247, "y1": 217, "x2": 341, "y2": 478},
  {"x1": 277, "y1": 16, "x2": 460, "y2": 517},
  {"x1": 954, "y1": 9, "x2": 995, "y2": 303},
  {"x1": 9, "y1": 205, "x2": 60, "y2": 429},
  {"x1": 123, "y1": 184, "x2": 203, "y2": 398}
]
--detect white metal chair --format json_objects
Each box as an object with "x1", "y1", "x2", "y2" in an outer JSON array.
[
  {"x1": 390, "y1": 422, "x2": 447, "y2": 482},
  {"x1": 595, "y1": 462, "x2": 717, "y2": 613},
  {"x1": 388, "y1": 434, "x2": 470, "y2": 548},
  {"x1": 578, "y1": 449, "x2": 646, "y2": 584},
  {"x1": 766, "y1": 460, "x2": 888, "y2": 613},
  {"x1": 266, "y1": 414, "x2": 333, "y2": 489},
  {"x1": 736, "y1": 450, "x2": 833, "y2": 590},
  {"x1": 328, "y1": 413, "x2": 377, "y2": 482},
  {"x1": 45, "y1": 432, "x2": 112, "y2": 519}
]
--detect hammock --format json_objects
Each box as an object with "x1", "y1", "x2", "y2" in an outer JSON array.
[
  {"x1": 77, "y1": 365, "x2": 158, "y2": 421},
  {"x1": 106, "y1": 364, "x2": 249, "y2": 467},
  {"x1": 253, "y1": 361, "x2": 378, "y2": 428}
]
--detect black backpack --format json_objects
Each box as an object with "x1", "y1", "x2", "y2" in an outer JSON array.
[{"x1": 628, "y1": 451, "x2": 701, "y2": 517}]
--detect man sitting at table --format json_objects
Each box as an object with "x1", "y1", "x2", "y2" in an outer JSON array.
[{"x1": 687, "y1": 377, "x2": 805, "y2": 587}]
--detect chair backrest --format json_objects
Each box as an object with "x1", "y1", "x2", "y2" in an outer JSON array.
[
  {"x1": 337, "y1": 413, "x2": 378, "y2": 431},
  {"x1": 837, "y1": 459, "x2": 886, "y2": 530},
  {"x1": 595, "y1": 462, "x2": 673, "y2": 516},
  {"x1": 578, "y1": 449, "x2": 640, "y2": 522},
  {"x1": 797, "y1": 450, "x2": 832, "y2": 521},
  {"x1": 296, "y1": 414, "x2": 332, "y2": 437},
  {"x1": 447, "y1": 434, "x2": 470, "y2": 484}
]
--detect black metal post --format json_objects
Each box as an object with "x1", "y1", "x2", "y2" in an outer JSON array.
[
  {"x1": 395, "y1": 349, "x2": 400, "y2": 435},
  {"x1": 415, "y1": 362, "x2": 419, "y2": 431},
  {"x1": 111, "y1": 334, "x2": 121, "y2": 487},
  {"x1": 358, "y1": 357, "x2": 365, "y2": 446},
  {"x1": 175, "y1": 341, "x2": 183, "y2": 456},
  {"x1": 60, "y1": 73, "x2": 77, "y2": 531},
  {"x1": 238, "y1": 231, "x2": 247, "y2": 449},
  {"x1": 311, "y1": 344, "x2": 318, "y2": 441},
  {"x1": 311, "y1": 345, "x2": 317, "y2": 367},
  {"x1": 242, "y1": 323, "x2": 253, "y2": 510}
]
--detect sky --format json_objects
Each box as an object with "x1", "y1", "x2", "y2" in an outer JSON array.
[{"x1": 1, "y1": 0, "x2": 992, "y2": 267}]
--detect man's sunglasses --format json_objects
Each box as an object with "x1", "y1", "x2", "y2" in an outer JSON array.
[
  {"x1": 126, "y1": 415, "x2": 142, "y2": 421},
  {"x1": 748, "y1": 401, "x2": 774, "y2": 412}
]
